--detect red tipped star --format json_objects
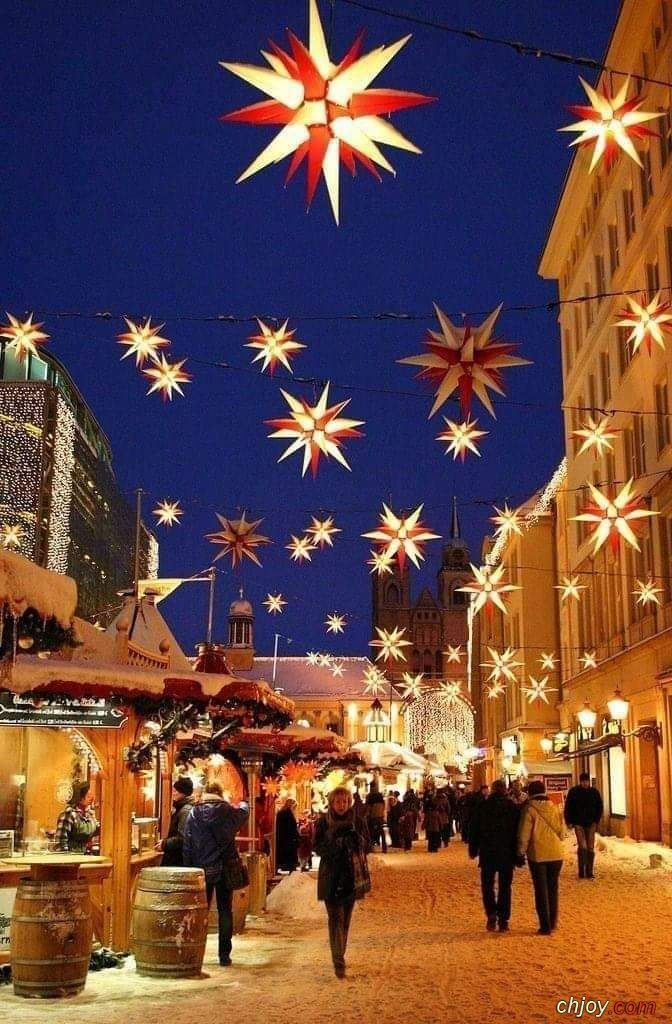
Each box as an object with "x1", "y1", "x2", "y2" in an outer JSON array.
[
  {"x1": 266, "y1": 382, "x2": 364, "y2": 478},
  {"x1": 362, "y1": 503, "x2": 439, "y2": 571},
  {"x1": 245, "y1": 319, "x2": 306, "y2": 374},
  {"x1": 0, "y1": 313, "x2": 49, "y2": 362},
  {"x1": 206, "y1": 511, "x2": 271, "y2": 567}
]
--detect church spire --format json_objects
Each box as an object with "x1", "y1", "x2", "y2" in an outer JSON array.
[{"x1": 451, "y1": 496, "x2": 461, "y2": 540}]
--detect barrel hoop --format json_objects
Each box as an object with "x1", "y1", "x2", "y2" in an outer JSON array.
[
  {"x1": 12, "y1": 955, "x2": 90, "y2": 966},
  {"x1": 12, "y1": 914, "x2": 91, "y2": 924}
]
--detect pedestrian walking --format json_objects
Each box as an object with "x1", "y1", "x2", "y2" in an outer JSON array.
[
  {"x1": 157, "y1": 776, "x2": 195, "y2": 866},
  {"x1": 275, "y1": 797, "x2": 300, "y2": 872},
  {"x1": 387, "y1": 792, "x2": 403, "y2": 848},
  {"x1": 366, "y1": 780, "x2": 387, "y2": 853},
  {"x1": 564, "y1": 772, "x2": 603, "y2": 879},
  {"x1": 314, "y1": 787, "x2": 371, "y2": 979},
  {"x1": 423, "y1": 789, "x2": 441, "y2": 853},
  {"x1": 517, "y1": 779, "x2": 564, "y2": 936},
  {"x1": 468, "y1": 779, "x2": 523, "y2": 932},
  {"x1": 183, "y1": 780, "x2": 249, "y2": 967},
  {"x1": 507, "y1": 778, "x2": 528, "y2": 807}
]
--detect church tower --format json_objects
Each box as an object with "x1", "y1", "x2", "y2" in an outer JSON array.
[
  {"x1": 224, "y1": 587, "x2": 255, "y2": 671},
  {"x1": 371, "y1": 560, "x2": 411, "y2": 639},
  {"x1": 437, "y1": 497, "x2": 472, "y2": 680}
]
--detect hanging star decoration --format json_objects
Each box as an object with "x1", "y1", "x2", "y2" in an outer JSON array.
[
  {"x1": 444, "y1": 645, "x2": 463, "y2": 664},
  {"x1": 0, "y1": 523, "x2": 25, "y2": 550},
  {"x1": 325, "y1": 612, "x2": 346, "y2": 634},
  {"x1": 245, "y1": 318, "x2": 306, "y2": 375},
  {"x1": 306, "y1": 514, "x2": 341, "y2": 547},
  {"x1": 266, "y1": 382, "x2": 364, "y2": 477},
  {"x1": 486, "y1": 680, "x2": 507, "y2": 699},
  {"x1": 490, "y1": 503, "x2": 523, "y2": 539},
  {"x1": 521, "y1": 675, "x2": 557, "y2": 705},
  {"x1": 264, "y1": 593, "x2": 287, "y2": 614},
  {"x1": 262, "y1": 778, "x2": 282, "y2": 798},
  {"x1": 367, "y1": 548, "x2": 395, "y2": 576},
  {"x1": 580, "y1": 650, "x2": 597, "y2": 671},
  {"x1": 555, "y1": 575, "x2": 586, "y2": 602},
  {"x1": 482, "y1": 646, "x2": 522, "y2": 684},
  {"x1": 142, "y1": 353, "x2": 192, "y2": 401},
  {"x1": 363, "y1": 503, "x2": 440, "y2": 571},
  {"x1": 438, "y1": 679, "x2": 462, "y2": 701},
  {"x1": 331, "y1": 660, "x2": 345, "y2": 678},
  {"x1": 152, "y1": 500, "x2": 183, "y2": 527},
  {"x1": 457, "y1": 563, "x2": 520, "y2": 617},
  {"x1": 572, "y1": 415, "x2": 619, "y2": 457},
  {"x1": 286, "y1": 534, "x2": 316, "y2": 562},
  {"x1": 117, "y1": 317, "x2": 171, "y2": 367},
  {"x1": 616, "y1": 293, "x2": 672, "y2": 356},
  {"x1": 317, "y1": 653, "x2": 333, "y2": 667},
  {"x1": 559, "y1": 77, "x2": 662, "y2": 173},
  {"x1": 306, "y1": 650, "x2": 320, "y2": 665},
  {"x1": 572, "y1": 478, "x2": 658, "y2": 557},
  {"x1": 362, "y1": 672, "x2": 387, "y2": 697},
  {"x1": 436, "y1": 416, "x2": 488, "y2": 461},
  {"x1": 369, "y1": 625, "x2": 412, "y2": 663},
  {"x1": 399, "y1": 672, "x2": 424, "y2": 700},
  {"x1": 398, "y1": 303, "x2": 531, "y2": 418},
  {"x1": 363, "y1": 663, "x2": 385, "y2": 687},
  {"x1": 206, "y1": 511, "x2": 272, "y2": 567},
  {"x1": 0, "y1": 313, "x2": 49, "y2": 362},
  {"x1": 633, "y1": 578, "x2": 663, "y2": 607},
  {"x1": 219, "y1": 0, "x2": 435, "y2": 224},
  {"x1": 539, "y1": 651, "x2": 558, "y2": 672}
]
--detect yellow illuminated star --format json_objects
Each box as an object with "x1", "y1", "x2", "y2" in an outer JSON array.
[
  {"x1": 331, "y1": 660, "x2": 345, "y2": 678},
  {"x1": 481, "y1": 646, "x2": 522, "y2": 684},
  {"x1": 264, "y1": 593, "x2": 287, "y2": 615},
  {"x1": 616, "y1": 293, "x2": 672, "y2": 356},
  {"x1": 363, "y1": 503, "x2": 440, "y2": 571},
  {"x1": 522, "y1": 675, "x2": 557, "y2": 705},
  {"x1": 580, "y1": 651, "x2": 597, "y2": 671},
  {"x1": 490, "y1": 503, "x2": 523, "y2": 539},
  {"x1": 306, "y1": 650, "x2": 320, "y2": 665},
  {"x1": 152, "y1": 500, "x2": 183, "y2": 527},
  {"x1": 117, "y1": 317, "x2": 171, "y2": 367},
  {"x1": 206, "y1": 511, "x2": 271, "y2": 567},
  {"x1": 438, "y1": 679, "x2": 462, "y2": 701},
  {"x1": 436, "y1": 416, "x2": 488, "y2": 462},
  {"x1": 266, "y1": 382, "x2": 364, "y2": 477},
  {"x1": 573, "y1": 415, "x2": 619, "y2": 458},
  {"x1": 486, "y1": 681, "x2": 506, "y2": 699},
  {"x1": 0, "y1": 523, "x2": 25, "y2": 550},
  {"x1": 142, "y1": 354, "x2": 192, "y2": 401},
  {"x1": 400, "y1": 672, "x2": 424, "y2": 700},
  {"x1": 325, "y1": 613, "x2": 346, "y2": 634},
  {"x1": 539, "y1": 651, "x2": 558, "y2": 672},
  {"x1": 245, "y1": 319, "x2": 306, "y2": 375},
  {"x1": 317, "y1": 653, "x2": 333, "y2": 667},
  {"x1": 633, "y1": 578, "x2": 663, "y2": 607},
  {"x1": 444, "y1": 645, "x2": 463, "y2": 664},
  {"x1": 367, "y1": 548, "x2": 395, "y2": 576},
  {"x1": 572, "y1": 478, "x2": 658, "y2": 557},
  {"x1": 306, "y1": 515, "x2": 341, "y2": 548},
  {"x1": 0, "y1": 313, "x2": 49, "y2": 362},
  {"x1": 554, "y1": 575, "x2": 586, "y2": 602},
  {"x1": 457, "y1": 563, "x2": 520, "y2": 617},
  {"x1": 286, "y1": 534, "x2": 316, "y2": 562},
  {"x1": 369, "y1": 625, "x2": 412, "y2": 663}
]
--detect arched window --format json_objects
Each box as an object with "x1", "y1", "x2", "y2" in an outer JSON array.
[
  {"x1": 423, "y1": 648, "x2": 433, "y2": 674},
  {"x1": 386, "y1": 583, "x2": 400, "y2": 606},
  {"x1": 435, "y1": 650, "x2": 442, "y2": 674},
  {"x1": 452, "y1": 583, "x2": 467, "y2": 606}
]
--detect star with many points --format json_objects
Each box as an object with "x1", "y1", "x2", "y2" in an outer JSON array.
[
  {"x1": 539, "y1": 651, "x2": 558, "y2": 671},
  {"x1": 306, "y1": 515, "x2": 341, "y2": 547},
  {"x1": 264, "y1": 593, "x2": 287, "y2": 614},
  {"x1": 580, "y1": 651, "x2": 597, "y2": 671},
  {"x1": 481, "y1": 646, "x2": 522, "y2": 684},
  {"x1": 245, "y1": 319, "x2": 306, "y2": 375},
  {"x1": 572, "y1": 478, "x2": 658, "y2": 557},
  {"x1": 367, "y1": 548, "x2": 395, "y2": 576},
  {"x1": 616, "y1": 293, "x2": 672, "y2": 356},
  {"x1": 206, "y1": 511, "x2": 271, "y2": 567},
  {"x1": 152, "y1": 500, "x2": 183, "y2": 527},
  {"x1": 266, "y1": 382, "x2": 364, "y2": 477},
  {"x1": 572, "y1": 415, "x2": 619, "y2": 457},
  {"x1": 444, "y1": 645, "x2": 463, "y2": 664},
  {"x1": 486, "y1": 681, "x2": 506, "y2": 699},
  {"x1": 306, "y1": 650, "x2": 320, "y2": 665},
  {"x1": 490, "y1": 503, "x2": 523, "y2": 538},
  {"x1": 142, "y1": 354, "x2": 192, "y2": 401},
  {"x1": 399, "y1": 672, "x2": 424, "y2": 700},
  {"x1": 220, "y1": 0, "x2": 435, "y2": 223},
  {"x1": 554, "y1": 575, "x2": 586, "y2": 602},
  {"x1": 286, "y1": 534, "x2": 316, "y2": 562},
  {"x1": 438, "y1": 680, "x2": 461, "y2": 701},
  {"x1": 0, "y1": 314, "x2": 49, "y2": 362},
  {"x1": 633, "y1": 578, "x2": 663, "y2": 607},
  {"x1": 117, "y1": 318, "x2": 171, "y2": 366},
  {"x1": 521, "y1": 675, "x2": 557, "y2": 705},
  {"x1": 363, "y1": 503, "x2": 439, "y2": 571},
  {"x1": 457, "y1": 563, "x2": 520, "y2": 616},
  {"x1": 0, "y1": 523, "x2": 25, "y2": 550},
  {"x1": 436, "y1": 416, "x2": 488, "y2": 461},
  {"x1": 369, "y1": 625, "x2": 412, "y2": 663},
  {"x1": 331, "y1": 660, "x2": 345, "y2": 678},
  {"x1": 325, "y1": 612, "x2": 346, "y2": 634}
]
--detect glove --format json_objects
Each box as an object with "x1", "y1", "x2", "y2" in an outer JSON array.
[{"x1": 514, "y1": 853, "x2": 526, "y2": 868}]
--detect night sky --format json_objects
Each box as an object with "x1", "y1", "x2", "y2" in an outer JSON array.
[{"x1": 1, "y1": 1, "x2": 621, "y2": 658}]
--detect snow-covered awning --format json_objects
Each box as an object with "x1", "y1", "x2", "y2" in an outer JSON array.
[
  {"x1": 225, "y1": 723, "x2": 349, "y2": 756},
  {"x1": 0, "y1": 550, "x2": 76, "y2": 628},
  {"x1": 351, "y1": 740, "x2": 435, "y2": 772}
]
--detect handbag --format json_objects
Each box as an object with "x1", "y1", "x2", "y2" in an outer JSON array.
[{"x1": 221, "y1": 854, "x2": 250, "y2": 890}]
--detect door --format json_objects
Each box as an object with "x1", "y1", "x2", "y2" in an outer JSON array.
[{"x1": 638, "y1": 724, "x2": 662, "y2": 842}]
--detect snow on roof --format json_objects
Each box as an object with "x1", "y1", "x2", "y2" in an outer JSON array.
[
  {"x1": 351, "y1": 740, "x2": 434, "y2": 771},
  {"x1": 0, "y1": 550, "x2": 76, "y2": 628},
  {"x1": 238, "y1": 656, "x2": 384, "y2": 699},
  {"x1": 106, "y1": 594, "x2": 192, "y2": 672}
]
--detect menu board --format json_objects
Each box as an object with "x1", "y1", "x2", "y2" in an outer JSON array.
[{"x1": 0, "y1": 693, "x2": 127, "y2": 729}]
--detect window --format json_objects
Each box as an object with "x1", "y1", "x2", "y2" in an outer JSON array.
[
  {"x1": 655, "y1": 377, "x2": 671, "y2": 452},
  {"x1": 666, "y1": 227, "x2": 672, "y2": 286},
  {"x1": 599, "y1": 350, "x2": 610, "y2": 406},
  {"x1": 563, "y1": 325, "x2": 573, "y2": 373},
  {"x1": 663, "y1": 0, "x2": 670, "y2": 33},
  {"x1": 583, "y1": 281, "x2": 592, "y2": 331},
  {"x1": 617, "y1": 325, "x2": 632, "y2": 377},
  {"x1": 573, "y1": 305, "x2": 582, "y2": 359},
  {"x1": 633, "y1": 412, "x2": 647, "y2": 477},
  {"x1": 640, "y1": 149, "x2": 654, "y2": 208},
  {"x1": 659, "y1": 108, "x2": 672, "y2": 167},
  {"x1": 588, "y1": 373, "x2": 597, "y2": 415},
  {"x1": 604, "y1": 450, "x2": 616, "y2": 490},
  {"x1": 608, "y1": 223, "x2": 620, "y2": 277},
  {"x1": 622, "y1": 188, "x2": 635, "y2": 242},
  {"x1": 657, "y1": 513, "x2": 672, "y2": 602},
  {"x1": 594, "y1": 254, "x2": 606, "y2": 297},
  {"x1": 646, "y1": 260, "x2": 660, "y2": 298},
  {"x1": 623, "y1": 424, "x2": 635, "y2": 478}
]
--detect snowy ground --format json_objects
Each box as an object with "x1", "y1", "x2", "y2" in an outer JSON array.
[{"x1": 4, "y1": 836, "x2": 671, "y2": 1024}]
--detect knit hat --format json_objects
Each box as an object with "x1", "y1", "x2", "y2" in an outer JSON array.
[
  {"x1": 173, "y1": 776, "x2": 193, "y2": 797},
  {"x1": 527, "y1": 780, "x2": 545, "y2": 797}
]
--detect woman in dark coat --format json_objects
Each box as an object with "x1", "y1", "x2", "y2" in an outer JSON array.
[
  {"x1": 314, "y1": 787, "x2": 370, "y2": 978},
  {"x1": 275, "y1": 797, "x2": 300, "y2": 872}
]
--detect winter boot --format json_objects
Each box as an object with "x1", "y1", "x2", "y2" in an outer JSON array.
[
  {"x1": 577, "y1": 849, "x2": 587, "y2": 879},
  {"x1": 586, "y1": 851, "x2": 595, "y2": 879}
]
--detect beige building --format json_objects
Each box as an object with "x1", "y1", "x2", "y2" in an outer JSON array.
[{"x1": 539, "y1": 0, "x2": 672, "y2": 844}]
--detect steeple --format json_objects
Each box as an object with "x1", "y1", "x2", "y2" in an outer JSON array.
[{"x1": 450, "y1": 496, "x2": 461, "y2": 540}]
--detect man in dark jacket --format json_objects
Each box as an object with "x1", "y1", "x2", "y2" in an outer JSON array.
[
  {"x1": 158, "y1": 776, "x2": 194, "y2": 867},
  {"x1": 564, "y1": 772, "x2": 603, "y2": 879},
  {"x1": 469, "y1": 779, "x2": 522, "y2": 932},
  {"x1": 183, "y1": 780, "x2": 248, "y2": 967}
]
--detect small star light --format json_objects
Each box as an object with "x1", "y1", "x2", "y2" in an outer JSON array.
[
  {"x1": 318, "y1": 653, "x2": 333, "y2": 667},
  {"x1": 633, "y1": 578, "x2": 663, "y2": 607},
  {"x1": 266, "y1": 383, "x2": 364, "y2": 478},
  {"x1": 153, "y1": 500, "x2": 183, "y2": 527},
  {"x1": 264, "y1": 593, "x2": 287, "y2": 615},
  {"x1": 486, "y1": 680, "x2": 506, "y2": 699},
  {"x1": 0, "y1": 313, "x2": 49, "y2": 361},
  {"x1": 0, "y1": 523, "x2": 25, "y2": 550},
  {"x1": 245, "y1": 319, "x2": 306, "y2": 375},
  {"x1": 572, "y1": 415, "x2": 619, "y2": 458},
  {"x1": 331, "y1": 660, "x2": 345, "y2": 678},
  {"x1": 306, "y1": 650, "x2": 320, "y2": 665},
  {"x1": 555, "y1": 575, "x2": 586, "y2": 602},
  {"x1": 369, "y1": 625, "x2": 412, "y2": 663},
  {"x1": 490, "y1": 503, "x2": 523, "y2": 539},
  {"x1": 444, "y1": 645, "x2": 463, "y2": 664},
  {"x1": 457, "y1": 563, "x2": 520, "y2": 617},
  {"x1": 522, "y1": 675, "x2": 557, "y2": 705},
  {"x1": 482, "y1": 646, "x2": 522, "y2": 684},
  {"x1": 363, "y1": 672, "x2": 387, "y2": 697},
  {"x1": 306, "y1": 515, "x2": 341, "y2": 548},
  {"x1": 142, "y1": 353, "x2": 192, "y2": 401},
  {"x1": 206, "y1": 511, "x2": 272, "y2": 567},
  {"x1": 367, "y1": 549, "x2": 395, "y2": 576},
  {"x1": 262, "y1": 778, "x2": 282, "y2": 798},
  {"x1": 287, "y1": 534, "x2": 316, "y2": 562},
  {"x1": 559, "y1": 77, "x2": 662, "y2": 173},
  {"x1": 439, "y1": 679, "x2": 462, "y2": 701},
  {"x1": 539, "y1": 651, "x2": 558, "y2": 672},
  {"x1": 325, "y1": 613, "x2": 346, "y2": 634},
  {"x1": 117, "y1": 317, "x2": 171, "y2": 367},
  {"x1": 400, "y1": 672, "x2": 424, "y2": 700},
  {"x1": 363, "y1": 503, "x2": 440, "y2": 571},
  {"x1": 436, "y1": 416, "x2": 488, "y2": 462},
  {"x1": 616, "y1": 293, "x2": 672, "y2": 356},
  {"x1": 572, "y1": 478, "x2": 658, "y2": 557},
  {"x1": 580, "y1": 651, "x2": 597, "y2": 671}
]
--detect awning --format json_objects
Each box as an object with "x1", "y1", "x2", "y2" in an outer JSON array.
[{"x1": 552, "y1": 734, "x2": 623, "y2": 760}]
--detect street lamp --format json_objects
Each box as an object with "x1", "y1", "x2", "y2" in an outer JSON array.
[
  {"x1": 607, "y1": 688, "x2": 630, "y2": 723},
  {"x1": 540, "y1": 734, "x2": 553, "y2": 755},
  {"x1": 577, "y1": 700, "x2": 597, "y2": 742}
]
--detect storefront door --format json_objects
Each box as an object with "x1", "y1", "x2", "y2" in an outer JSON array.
[{"x1": 638, "y1": 727, "x2": 661, "y2": 842}]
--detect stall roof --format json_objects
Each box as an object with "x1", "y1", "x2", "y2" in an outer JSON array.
[
  {"x1": 0, "y1": 550, "x2": 76, "y2": 628},
  {"x1": 227, "y1": 723, "x2": 349, "y2": 756},
  {"x1": 351, "y1": 740, "x2": 438, "y2": 773},
  {"x1": 238, "y1": 656, "x2": 387, "y2": 699}
]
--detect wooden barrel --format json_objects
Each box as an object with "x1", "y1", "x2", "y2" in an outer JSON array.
[
  {"x1": 132, "y1": 867, "x2": 208, "y2": 978},
  {"x1": 11, "y1": 877, "x2": 92, "y2": 998}
]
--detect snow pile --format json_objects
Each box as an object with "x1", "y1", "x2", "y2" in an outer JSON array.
[
  {"x1": 267, "y1": 869, "x2": 323, "y2": 922},
  {"x1": 0, "y1": 549, "x2": 76, "y2": 627}
]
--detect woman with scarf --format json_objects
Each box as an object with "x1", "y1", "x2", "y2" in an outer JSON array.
[
  {"x1": 314, "y1": 787, "x2": 370, "y2": 979},
  {"x1": 517, "y1": 779, "x2": 565, "y2": 935},
  {"x1": 55, "y1": 781, "x2": 98, "y2": 853}
]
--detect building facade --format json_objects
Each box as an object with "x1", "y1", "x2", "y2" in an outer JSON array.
[
  {"x1": 539, "y1": 0, "x2": 672, "y2": 843},
  {"x1": 0, "y1": 344, "x2": 156, "y2": 619}
]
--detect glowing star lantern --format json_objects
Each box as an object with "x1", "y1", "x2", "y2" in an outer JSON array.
[
  {"x1": 317, "y1": 653, "x2": 333, "y2": 667},
  {"x1": 633, "y1": 578, "x2": 663, "y2": 607},
  {"x1": 572, "y1": 478, "x2": 658, "y2": 557},
  {"x1": 521, "y1": 675, "x2": 557, "y2": 706},
  {"x1": 245, "y1": 319, "x2": 306, "y2": 375},
  {"x1": 400, "y1": 672, "x2": 424, "y2": 700},
  {"x1": 117, "y1": 318, "x2": 171, "y2": 367},
  {"x1": 286, "y1": 534, "x2": 316, "y2": 562},
  {"x1": 444, "y1": 645, "x2": 463, "y2": 664},
  {"x1": 262, "y1": 778, "x2": 282, "y2": 798},
  {"x1": 306, "y1": 650, "x2": 320, "y2": 665},
  {"x1": 539, "y1": 652, "x2": 558, "y2": 672},
  {"x1": 306, "y1": 515, "x2": 341, "y2": 547},
  {"x1": 482, "y1": 646, "x2": 522, "y2": 684},
  {"x1": 555, "y1": 575, "x2": 586, "y2": 602},
  {"x1": 264, "y1": 593, "x2": 287, "y2": 614},
  {"x1": 142, "y1": 354, "x2": 192, "y2": 401},
  {"x1": 436, "y1": 416, "x2": 488, "y2": 462},
  {"x1": 331, "y1": 660, "x2": 345, "y2": 678},
  {"x1": 153, "y1": 500, "x2": 183, "y2": 527},
  {"x1": 367, "y1": 548, "x2": 394, "y2": 576},
  {"x1": 363, "y1": 673, "x2": 387, "y2": 697},
  {"x1": 580, "y1": 650, "x2": 597, "y2": 671},
  {"x1": 325, "y1": 613, "x2": 346, "y2": 634},
  {"x1": 0, "y1": 523, "x2": 25, "y2": 550},
  {"x1": 363, "y1": 503, "x2": 440, "y2": 571},
  {"x1": 369, "y1": 625, "x2": 412, "y2": 664},
  {"x1": 486, "y1": 681, "x2": 506, "y2": 699},
  {"x1": 490, "y1": 503, "x2": 523, "y2": 539},
  {"x1": 457, "y1": 563, "x2": 520, "y2": 617},
  {"x1": 572, "y1": 415, "x2": 619, "y2": 458},
  {"x1": 206, "y1": 511, "x2": 271, "y2": 567},
  {"x1": 559, "y1": 77, "x2": 662, "y2": 173},
  {"x1": 398, "y1": 303, "x2": 531, "y2": 418},
  {"x1": 363, "y1": 663, "x2": 385, "y2": 687},
  {"x1": 266, "y1": 382, "x2": 364, "y2": 478},
  {"x1": 0, "y1": 314, "x2": 49, "y2": 362},
  {"x1": 219, "y1": 0, "x2": 435, "y2": 224},
  {"x1": 616, "y1": 293, "x2": 672, "y2": 356},
  {"x1": 439, "y1": 679, "x2": 462, "y2": 701}
]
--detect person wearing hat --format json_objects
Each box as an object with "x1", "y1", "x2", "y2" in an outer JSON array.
[
  {"x1": 517, "y1": 780, "x2": 565, "y2": 935},
  {"x1": 158, "y1": 776, "x2": 195, "y2": 867}
]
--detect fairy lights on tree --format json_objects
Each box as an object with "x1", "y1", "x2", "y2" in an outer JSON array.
[{"x1": 404, "y1": 690, "x2": 475, "y2": 768}]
